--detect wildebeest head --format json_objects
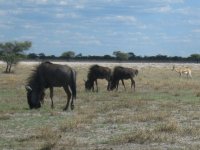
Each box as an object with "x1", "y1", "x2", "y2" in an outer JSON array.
[
  {"x1": 107, "y1": 76, "x2": 117, "y2": 91},
  {"x1": 84, "y1": 80, "x2": 93, "y2": 91},
  {"x1": 25, "y1": 86, "x2": 41, "y2": 109},
  {"x1": 109, "y1": 82, "x2": 117, "y2": 91},
  {"x1": 134, "y1": 69, "x2": 139, "y2": 76}
]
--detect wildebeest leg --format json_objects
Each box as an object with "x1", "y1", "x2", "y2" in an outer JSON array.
[
  {"x1": 95, "y1": 80, "x2": 98, "y2": 92},
  {"x1": 63, "y1": 86, "x2": 72, "y2": 111},
  {"x1": 49, "y1": 87, "x2": 54, "y2": 109},
  {"x1": 92, "y1": 82, "x2": 95, "y2": 92},
  {"x1": 106, "y1": 80, "x2": 110, "y2": 91},
  {"x1": 40, "y1": 90, "x2": 45, "y2": 105},
  {"x1": 70, "y1": 96, "x2": 74, "y2": 110},
  {"x1": 121, "y1": 80, "x2": 126, "y2": 91},
  {"x1": 116, "y1": 80, "x2": 119, "y2": 91},
  {"x1": 130, "y1": 78, "x2": 135, "y2": 91}
]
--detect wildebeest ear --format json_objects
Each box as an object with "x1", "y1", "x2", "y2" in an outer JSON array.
[{"x1": 25, "y1": 86, "x2": 32, "y2": 92}]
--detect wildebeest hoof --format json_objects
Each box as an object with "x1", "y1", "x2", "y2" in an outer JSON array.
[{"x1": 71, "y1": 104, "x2": 74, "y2": 110}]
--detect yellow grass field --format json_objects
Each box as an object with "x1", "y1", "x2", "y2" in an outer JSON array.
[{"x1": 0, "y1": 61, "x2": 200, "y2": 150}]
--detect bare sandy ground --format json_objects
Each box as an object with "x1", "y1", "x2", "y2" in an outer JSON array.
[{"x1": 0, "y1": 60, "x2": 199, "y2": 69}]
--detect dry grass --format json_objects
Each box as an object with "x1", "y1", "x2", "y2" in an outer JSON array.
[
  {"x1": 105, "y1": 110, "x2": 170, "y2": 124},
  {"x1": 35, "y1": 126, "x2": 61, "y2": 150},
  {"x1": 0, "y1": 114, "x2": 10, "y2": 120},
  {"x1": 111, "y1": 128, "x2": 170, "y2": 144},
  {"x1": 155, "y1": 119, "x2": 181, "y2": 133},
  {"x1": 0, "y1": 62, "x2": 200, "y2": 150},
  {"x1": 59, "y1": 114, "x2": 94, "y2": 132}
]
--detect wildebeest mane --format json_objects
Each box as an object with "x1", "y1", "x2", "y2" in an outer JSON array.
[
  {"x1": 87, "y1": 64, "x2": 98, "y2": 80},
  {"x1": 27, "y1": 61, "x2": 52, "y2": 89},
  {"x1": 27, "y1": 67, "x2": 42, "y2": 90}
]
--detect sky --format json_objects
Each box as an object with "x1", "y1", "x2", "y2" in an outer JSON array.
[{"x1": 0, "y1": 0, "x2": 200, "y2": 57}]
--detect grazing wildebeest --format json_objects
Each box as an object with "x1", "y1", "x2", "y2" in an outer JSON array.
[
  {"x1": 109, "y1": 66, "x2": 138, "y2": 91},
  {"x1": 84, "y1": 64, "x2": 111, "y2": 92},
  {"x1": 25, "y1": 61, "x2": 76, "y2": 111}
]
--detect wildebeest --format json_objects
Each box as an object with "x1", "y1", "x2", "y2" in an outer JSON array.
[
  {"x1": 108, "y1": 66, "x2": 138, "y2": 91},
  {"x1": 84, "y1": 64, "x2": 111, "y2": 92},
  {"x1": 25, "y1": 61, "x2": 76, "y2": 111}
]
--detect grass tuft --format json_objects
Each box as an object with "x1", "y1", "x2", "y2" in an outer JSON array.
[
  {"x1": 59, "y1": 115, "x2": 93, "y2": 132},
  {"x1": 196, "y1": 92, "x2": 200, "y2": 97},
  {"x1": 111, "y1": 129, "x2": 167, "y2": 144},
  {"x1": 155, "y1": 119, "x2": 180, "y2": 133},
  {"x1": 0, "y1": 114, "x2": 10, "y2": 120},
  {"x1": 37, "y1": 126, "x2": 61, "y2": 149}
]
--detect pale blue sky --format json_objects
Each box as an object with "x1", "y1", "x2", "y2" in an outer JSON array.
[{"x1": 0, "y1": 0, "x2": 200, "y2": 56}]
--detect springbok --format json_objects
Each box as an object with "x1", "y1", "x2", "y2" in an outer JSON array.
[{"x1": 172, "y1": 65, "x2": 192, "y2": 78}]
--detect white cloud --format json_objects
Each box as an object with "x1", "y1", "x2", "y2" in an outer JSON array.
[
  {"x1": 23, "y1": 23, "x2": 42, "y2": 30},
  {"x1": 99, "y1": 15, "x2": 137, "y2": 25},
  {"x1": 115, "y1": 15, "x2": 137, "y2": 23},
  {"x1": 55, "y1": 13, "x2": 65, "y2": 18},
  {"x1": 55, "y1": 12, "x2": 79, "y2": 19},
  {"x1": 164, "y1": 0, "x2": 184, "y2": 3},
  {"x1": 27, "y1": 0, "x2": 49, "y2": 5},
  {"x1": 187, "y1": 20, "x2": 200, "y2": 25},
  {"x1": 79, "y1": 39, "x2": 102, "y2": 46},
  {"x1": 17, "y1": 35, "x2": 36, "y2": 41},
  {"x1": 0, "y1": 23, "x2": 11, "y2": 29},
  {"x1": 159, "y1": 5, "x2": 172, "y2": 13},
  {"x1": 150, "y1": 0, "x2": 184, "y2": 4},
  {"x1": 192, "y1": 29, "x2": 200, "y2": 33},
  {"x1": 174, "y1": 8, "x2": 191, "y2": 15},
  {"x1": 0, "y1": 10, "x2": 6, "y2": 16},
  {"x1": 160, "y1": 34, "x2": 191, "y2": 43},
  {"x1": 58, "y1": 0, "x2": 68, "y2": 6},
  {"x1": 73, "y1": 33, "x2": 102, "y2": 46},
  {"x1": 144, "y1": 5, "x2": 172, "y2": 13}
]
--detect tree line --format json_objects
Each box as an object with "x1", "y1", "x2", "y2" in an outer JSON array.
[
  {"x1": 27, "y1": 50, "x2": 200, "y2": 62},
  {"x1": 0, "y1": 41, "x2": 200, "y2": 73}
]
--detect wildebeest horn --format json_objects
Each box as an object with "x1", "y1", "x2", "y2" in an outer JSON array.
[{"x1": 25, "y1": 86, "x2": 32, "y2": 91}]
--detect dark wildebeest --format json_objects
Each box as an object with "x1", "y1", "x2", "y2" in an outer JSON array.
[
  {"x1": 25, "y1": 61, "x2": 76, "y2": 111},
  {"x1": 109, "y1": 66, "x2": 138, "y2": 91},
  {"x1": 84, "y1": 64, "x2": 111, "y2": 92}
]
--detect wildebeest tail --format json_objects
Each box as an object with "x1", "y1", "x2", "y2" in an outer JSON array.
[{"x1": 70, "y1": 69, "x2": 76, "y2": 99}]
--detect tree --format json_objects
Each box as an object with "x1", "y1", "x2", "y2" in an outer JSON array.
[
  {"x1": 155, "y1": 54, "x2": 168, "y2": 61},
  {"x1": 128, "y1": 52, "x2": 136, "y2": 60},
  {"x1": 38, "y1": 53, "x2": 46, "y2": 59},
  {"x1": 103, "y1": 55, "x2": 113, "y2": 60},
  {"x1": 190, "y1": 54, "x2": 200, "y2": 63},
  {"x1": 76, "y1": 53, "x2": 82, "y2": 58},
  {"x1": 61, "y1": 51, "x2": 75, "y2": 59},
  {"x1": 113, "y1": 51, "x2": 129, "y2": 61},
  {"x1": 27, "y1": 53, "x2": 38, "y2": 59},
  {"x1": 0, "y1": 41, "x2": 31, "y2": 73}
]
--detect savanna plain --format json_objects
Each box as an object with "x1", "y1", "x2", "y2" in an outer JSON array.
[{"x1": 0, "y1": 61, "x2": 200, "y2": 150}]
